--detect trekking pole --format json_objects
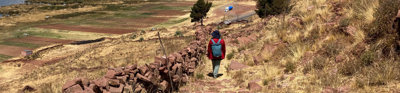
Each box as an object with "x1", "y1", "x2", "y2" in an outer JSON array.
[{"x1": 157, "y1": 32, "x2": 174, "y2": 92}]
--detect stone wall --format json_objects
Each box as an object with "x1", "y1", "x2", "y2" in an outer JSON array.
[{"x1": 62, "y1": 26, "x2": 215, "y2": 93}]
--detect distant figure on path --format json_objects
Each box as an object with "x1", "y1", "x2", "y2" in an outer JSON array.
[{"x1": 207, "y1": 30, "x2": 226, "y2": 78}]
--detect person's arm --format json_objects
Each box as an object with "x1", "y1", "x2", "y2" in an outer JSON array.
[
  {"x1": 207, "y1": 39, "x2": 213, "y2": 59},
  {"x1": 222, "y1": 39, "x2": 226, "y2": 59}
]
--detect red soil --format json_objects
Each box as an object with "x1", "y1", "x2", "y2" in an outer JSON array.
[
  {"x1": 150, "y1": 10, "x2": 188, "y2": 16},
  {"x1": 8, "y1": 36, "x2": 74, "y2": 45},
  {"x1": 37, "y1": 24, "x2": 136, "y2": 34},
  {"x1": 163, "y1": 1, "x2": 195, "y2": 7},
  {"x1": 0, "y1": 45, "x2": 31, "y2": 56}
]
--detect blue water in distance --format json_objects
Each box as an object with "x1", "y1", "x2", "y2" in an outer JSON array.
[{"x1": 0, "y1": 0, "x2": 25, "y2": 7}]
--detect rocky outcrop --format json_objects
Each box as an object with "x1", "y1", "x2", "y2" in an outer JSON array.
[{"x1": 62, "y1": 26, "x2": 213, "y2": 93}]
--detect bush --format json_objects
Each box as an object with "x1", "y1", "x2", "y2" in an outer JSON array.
[
  {"x1": 312, "y1": 56, "x2": 326, "y2": 70},
  {"x1": 360, "y1": 51, "x2": 375, "y2": 66},
  {"x1": 139, "y1": 37, "x2": 144, "y2": 42},
  {"x1": 130, "y1": 34, "x2": 137, "y2": 39},
  {"x1": 284, "y1": 61, "x2": 296, "y2": 73},
  {"x1": 364, "y1": 0, "x2": 400, "y2": 43},
  {"x1": 195, "y1": 73, "x2": 204, "y2": 79},
  {"x1": 302, "y1": 63, "x2": 312, "y2": 74},
  {"x1": 339, "y1": 61, "x2": 359, "y2": 76},
  {"x1": 226, "y1": 50, "x2": 235, "y2": 60},
  {"x1": 175, "y1": 31, "x2": 183, "y2": 37},
  {"x1": 255, "y1": 0, "x2": 292, "y2": 18}
]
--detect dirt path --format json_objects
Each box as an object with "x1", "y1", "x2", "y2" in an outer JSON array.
[{"x1": 179, "y1": 46, "x2": 253, "y2": 92}]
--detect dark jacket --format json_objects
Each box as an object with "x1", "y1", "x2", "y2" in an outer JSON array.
[{"x1": 207, "y1": 31, "x2": 226, "y2": 60}]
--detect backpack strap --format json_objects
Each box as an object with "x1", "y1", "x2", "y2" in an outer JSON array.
[
  {"x1": 211, "y1": 39, "x2": 216, "y2": 44},
  {"x1": 217, "y1": 39, "x2": 221, "y2": 44}
]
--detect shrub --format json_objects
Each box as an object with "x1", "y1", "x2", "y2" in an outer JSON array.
[
  {"x1": 360, "y1": 50, "x2": 375, "y2": 66},
  {"x1": 226, "y1": 50, "x2": 235, "y2": 60},
  {"x1": 130, "y1": 34, "x2": 137, "y2": 39},
  {"x1": 284, "y1": 61, "x2": 296, "y2": 73},
  {"x1": 302, "y1": 63, "x2": 312, "y2": 74},
  {"x1": 195, "y1": 73, "x2": 204, "y2": 79},
  {"x1": 312, "y1": 56, "x2": 326, "y2": 70},
  {"x1": 364, "y1": 0, "x2": 400, "y2": 43},
  {"x1": 255, "y1": 0, "x2": 292, "y2": 18},
  {"x1": 339, "y1": 61, "x2": 359, "y2": 76},
  {"x1": 139, "y1": 37, "x2": 144, "y2": 42},
  {"x1": 175, "y1": 31, "x2": 183, "y2": 37},
  {"x1": 262, "y1": 78, "x2": 271, "y2": 86}
]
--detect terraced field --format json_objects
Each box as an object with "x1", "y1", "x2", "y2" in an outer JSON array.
[{"x1": 0, "y1": 1, "x2": 195, "y2": 61}]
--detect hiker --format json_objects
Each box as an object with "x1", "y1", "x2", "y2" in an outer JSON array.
[{"x1": 207, "y1": 30, "x2": 226, "y2": 78}]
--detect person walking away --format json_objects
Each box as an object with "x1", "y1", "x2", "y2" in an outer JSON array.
[{"x1": 207, "y1": 30, "x2": 226, "y2": 78}]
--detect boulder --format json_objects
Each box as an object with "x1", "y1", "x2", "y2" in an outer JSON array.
[
  {"x1": 108, "y1": 79, "x2": 120, "y2": 87},
  {"x1": 247, "y1": 82, "x2": 262, "y2": 92},
  {"x1": 176, "y1": 54, "x2": 184, "y2": 63},
  {"x1": 139, "y1": 66, "x2": 148, "y2": 75},
  {"x1": 155, "y1": 56, "x2": 167, "y2": 65},
  {"x1": 172, "y1": 75, "x2": 180, "y2": 82},
  {"x1": 88, "y1": 84, "x2": 101, "y2": 93},
  {"x1": 137, "y1": 74, "x2": 151, "y2": 82},
  {"x1": 229, "y1": 61, "x2": 249, "y2": 70},
  {"x1": 168, "y1": 55, "x2": 176, "y2": 64},
  {"x1": 62, "y1": 78, "x2": 83, "y2": 91},
  {"x1": 83, "y1": 86, "x2": 96, "y2": 93},
  {"x1": 105, "y1": 70, "x2": 121, "y2": 79},
  {"x1": 159, "y1": 80, "x2": 169, "y2": 90},
  {"x1": 93, "y1": 77, "x2": 108, "y2": 88},
  {"x1": 126, "y1": 64, "x2": 137, "y2": 70},
  {"x1": 64, "y1": 84, "x2": 84, "y2": 93},
  {"x1": 109, "y1": 84, "x2": 124, "y2": 93}
]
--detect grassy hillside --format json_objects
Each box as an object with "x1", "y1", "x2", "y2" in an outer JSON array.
[{"x1": 183, "y1": 0, "x2": 400, "y2": 92}]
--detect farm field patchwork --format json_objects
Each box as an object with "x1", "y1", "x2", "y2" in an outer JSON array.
[{"x1": 0, "y1": 1, "x2": 195, "y2": 61}]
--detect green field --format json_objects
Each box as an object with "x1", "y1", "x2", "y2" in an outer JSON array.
[
  {"x1": 0, "y1": 54, "x2": 12, "y2": 62},
  {"x1": 0, "y1": 41, "x2": 40, "y2": 48}
]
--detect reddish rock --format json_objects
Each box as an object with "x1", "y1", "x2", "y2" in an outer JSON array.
[
  {"x1": 190, "y1": 58, "x2": 198, "y2": 63},
  {"x1": 253, "y1": 56, "x2": 263, "y2": 65},
  {"x1": 159, "y1": 66, "x2": 166, "y2": 71},
  {"x1": 93, "y1": 77, "x2": 108, "y2": 88},
  {"x1": 108, "y1": 79, "x2": 120, "y2": 87},
  {"x1": 176, "y1": 54, "x2": 184, "y2": 63},
  {"x1": 126, "y1": 64, "x2": 137, "y2": 70},
  {"x1": 229, "y1": 61, "x2": 249, "y2": 70},
  {"x1": 248, "y1": 82, "x2": 262, "y2": 92},
  {"x1": 155, "y1": 56, "x2": 167, "y2": 64},
  {"x1": 64, "y1": 84, "x2": 84, "y2": 93},
  {"x1": 335, "y1": 55, "x2": 345, "y2": 63},
  {"x1": 88, "y1": 84, "x2": 101, "y2": 93},
  {"x1": 172, "y1": 75, "x2": 180, "y2": 82},
  {"x1": 105, "y1": 70, "x2": 120, "y2": 79},
  {"x1": 137, "y1": 74, "x2": 151, "y2": 82},
  {"x1": 168, "y1": 55, "x2": 176, "y2": 64},
  {"x1": 139, "y1": 66, "x2": 148, "y2": 75},
  {"x1": 82, "y1": 86, "x2": 96, "y2": 93},
  {"x1": 159, "y1": 80, "x2": 168, "y2": 90},
  {"x1": 62, "y1": 78, "x2": 83, "y2": 91},
  {"x1": 109, "y1": 84, "x2": 124, "y2": 93}
]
